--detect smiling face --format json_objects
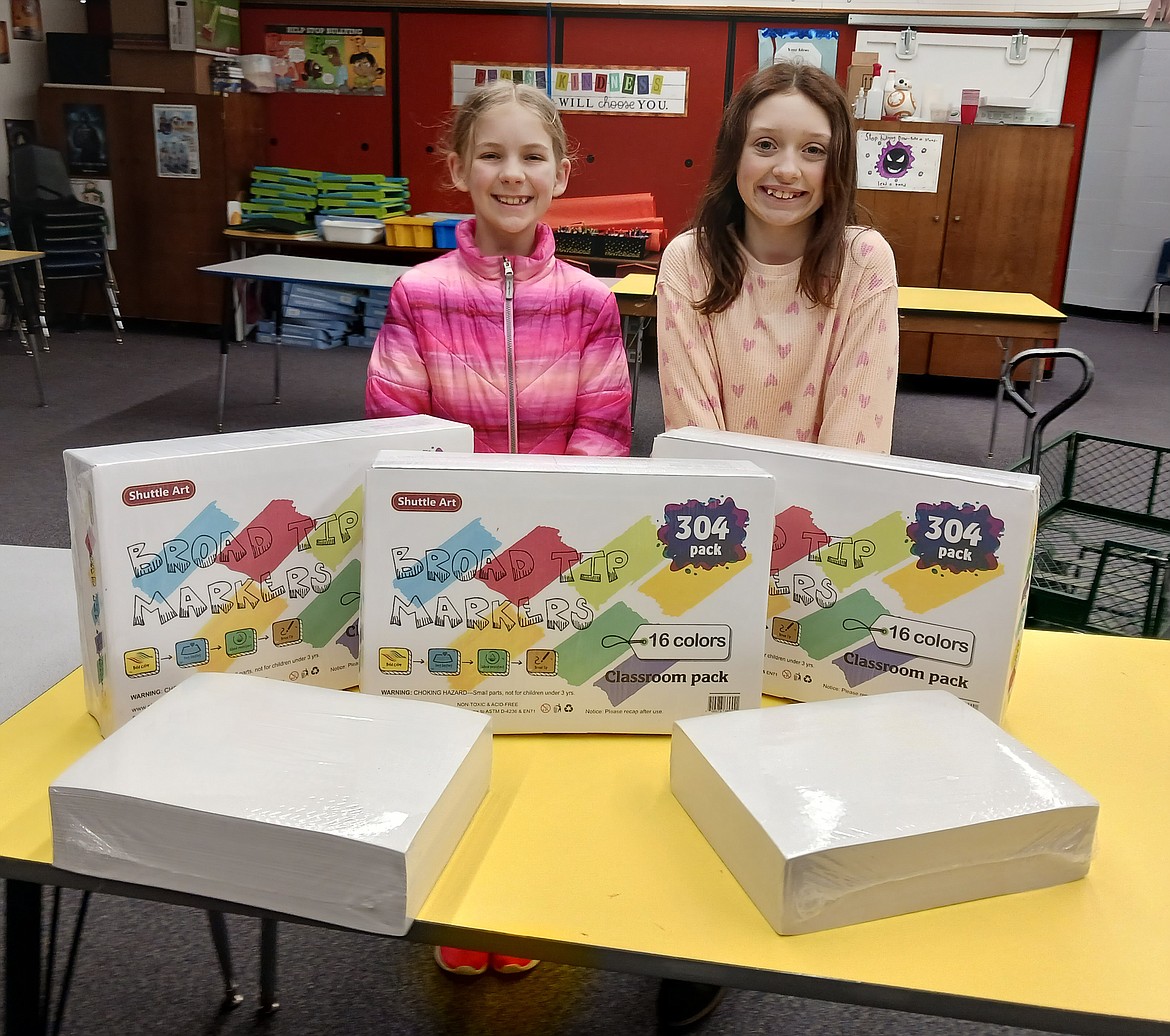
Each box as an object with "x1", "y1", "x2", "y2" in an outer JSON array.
[
  {"x1": 736, "y1": 90, "x2": 832, "y2": 265},
  {"x1": 448, "y1": 99, "x2": 571, "y2": 257}
]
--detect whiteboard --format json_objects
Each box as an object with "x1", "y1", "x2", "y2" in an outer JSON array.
[{"x1": 853, "y1": 30, "x2": 1072, "y2": 124}]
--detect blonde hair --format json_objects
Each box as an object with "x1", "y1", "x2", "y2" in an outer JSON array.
[{"x1": 446, "y1": 81, "x2": 571, "y2": 171}]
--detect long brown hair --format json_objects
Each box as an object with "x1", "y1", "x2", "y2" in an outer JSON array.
[{"x1": 692, "y1": 62, "x2": 860, "y2": 315}]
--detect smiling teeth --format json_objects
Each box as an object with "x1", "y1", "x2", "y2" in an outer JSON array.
[
  {"x1": 495, "y1": 196, "x2": 530, "y2": 206},
  {"x1": 765, "y1": 188, "x2": 800, "y2": 200}
]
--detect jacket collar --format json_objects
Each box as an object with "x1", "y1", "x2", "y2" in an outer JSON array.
[{"x1": 455, "y1": 219, "x2": 557, "y2": 282}]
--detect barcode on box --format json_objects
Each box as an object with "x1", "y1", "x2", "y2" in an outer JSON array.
[{"x1": 707, "y1": 694, "x2": 740, "y2": 713}]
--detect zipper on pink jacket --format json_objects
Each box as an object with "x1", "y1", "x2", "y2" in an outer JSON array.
[{"x1": 502, "y1": 257, "x2": 518, "y2": 453}]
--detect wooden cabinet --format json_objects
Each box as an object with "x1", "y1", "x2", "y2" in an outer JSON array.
[
  {"x1": 859, "y1": 122, "x2": 1075, "y2": 378},
  {"x1": 37, "y1": 86, "x2": 267, "y2": 324}
]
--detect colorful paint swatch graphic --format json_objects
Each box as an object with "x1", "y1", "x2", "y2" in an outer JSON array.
[
  {"x1": 772, "y1": 506, "x2": 827, "y2": 574},
  {"x1": 474, "y1": 524, "x2": 577, "y2": 608},
  {"x1": 570, "y1": 516, "x2": 663, "y2": 609},
  {"x1": 797, "y1": 588, "x2": 886, "y2": 661},
  {"x1": 831, "y1": 639, "x2": 921, "y2": 688},
  {"x1": 444, "y1": 603, "x2": 544, "y2": 692},
  {"x1": 303, "y1": 484, "x2": 364, "y2": 569},
  {"x1": 883, "y1": 558, "x2": 1005, "y2": 614},
  {"x1": 767, "y1": 592, "x2": 791, "y2": 619},
  {"x1": 299, "y1": 556, "x2": 361, "y2": 652},
  {"x1": 217, "y1": 498, "x2": 314, "y2": 584},
  {"x1": 195, "y1": 582, "x2": 287, "y2": 672},
  {"x1": 640, "y1": 554, "x2": 750, "y2": 617},
  {"x1": 814, "y1": 510, "x2": 912, "y2": 592},
  {"x1": 555, "y1": 600, "x2": 648, "y2": 688},
  {"x1": 390, "y1": 519, "x2": 502, "y2": 606},
  {"x1": 132, "y1": 500, "x2": 236, "y2": 602},
  {"x1": 593, "y1": 655, "x2": 677, "y2": 707}
]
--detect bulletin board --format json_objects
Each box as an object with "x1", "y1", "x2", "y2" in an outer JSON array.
[{"x1": 452, "y1": 63, "x2": 688, "y2": 116}]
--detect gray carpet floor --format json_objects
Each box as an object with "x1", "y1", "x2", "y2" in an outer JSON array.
[{"x1": 2, "y1": 310, "x2": 1166, "y2": 1035}]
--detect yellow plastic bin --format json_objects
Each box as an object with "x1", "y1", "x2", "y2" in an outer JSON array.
[{"x1": 383, "y1": 215, "x2": 438, "y2": 248}]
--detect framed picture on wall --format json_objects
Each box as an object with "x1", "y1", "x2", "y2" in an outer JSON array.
[
  {"x1": 11, "y1": 0, "x2": 44, "y2": 42},
  {"x1": 153, "y1": 105, "x2": 201, "y2": 179},
  {"x1": 63, "y1": 104, "x2": 109, "y2": 176},
  {"x1": 0, "y1": 23, "x2": 11, "y2": 64}
]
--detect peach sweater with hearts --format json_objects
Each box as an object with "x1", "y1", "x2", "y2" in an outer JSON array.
[{"x1": 656, "y1": 226, "x2": 898, "y2": 453}]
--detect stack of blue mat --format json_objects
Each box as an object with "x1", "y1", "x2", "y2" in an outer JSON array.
[
  {"x1": 348, "y1": 287, "x2": 392, "y2": 348},
  {"x1": 255, "y1": 283, "x2": 366, "y2": 350}
]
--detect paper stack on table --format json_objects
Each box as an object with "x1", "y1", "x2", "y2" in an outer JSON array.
[
  {"x1": 50, "y1": 673, "x2": 492, "y2": 936},
  {"x1": 672, "y1": 691, "x2": 1098, "y2": 935}
]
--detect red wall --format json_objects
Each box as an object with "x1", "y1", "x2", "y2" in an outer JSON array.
[{"x1": 240, "y1": 5, "x2": 1098, "y2": 270}]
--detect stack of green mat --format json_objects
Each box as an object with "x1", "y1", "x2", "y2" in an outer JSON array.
[
  {"x1": 240, "y1": 167, "x2": 323, "y2": 233},
  {"x1": 316, "y1": 174, "x2": 411, "y2": 220}
]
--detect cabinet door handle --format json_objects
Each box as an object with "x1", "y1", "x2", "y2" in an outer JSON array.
[
  {"x1": 932, "y1": 215, "x2": 940, "y2": 222},
  {"x1": 953, "y1": 215, "x2": 962, "y2": 222}
]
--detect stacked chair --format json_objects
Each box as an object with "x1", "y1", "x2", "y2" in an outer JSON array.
[{"x1": 8, "y1": 144, "x2": 123, "y2": 344}]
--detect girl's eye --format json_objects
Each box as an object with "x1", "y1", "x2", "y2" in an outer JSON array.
[
  {"x1": 754, "y1": 139, "x2": 776, "y2": 152},
  {"x1": 805, "y1": 144, "x2": 828, "y2": 157}
]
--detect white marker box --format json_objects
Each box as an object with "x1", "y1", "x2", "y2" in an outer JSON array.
[
  {"x1": 671, "y1": 691, "x2": 1098, "y2": 935},
  {"x1": 65, "y1": 416, "x2": 473, "y2": 736},
  {"x1": 51, "y1": 673, "x2": 492, "y2": 937},
  {"x1": 360, "y1": 453, "x2": 775, "y2": 732},
  {"x1": 653, "y1": 428, "x2": 1040, "y2": 723}
]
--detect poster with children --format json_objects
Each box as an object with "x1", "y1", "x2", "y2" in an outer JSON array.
[
  {"x1": 152, "y1": 105, "x2": 201, "y2": 179},
  {"x1": 264, "y1": 26, "x2": 386, "y2": 95}
]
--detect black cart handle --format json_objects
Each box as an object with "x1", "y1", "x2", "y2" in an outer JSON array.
[{"x1": 1002, "y1": 347, "x2": 1095, "y2": 474}]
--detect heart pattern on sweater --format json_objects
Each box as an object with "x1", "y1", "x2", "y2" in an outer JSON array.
[
  {"x1": 875, "y1": 415, "x2": 884, "y2": 427},
  {"x1": 785, "y1": 301, "x2": 800, "y2": 315},
  {"x1": 804, "y1": 382, "x2": 816, "y2": 397},
  {"x1": 746, "y1": 416, "x2": 759, "y2": 430},
  {"x1": 765, "y1": 372, "x2": 777, "y2": 387},
  {"x1": 861, "y1": 241, "x2": 874, "y2": 258},
  {"x1": 860, "y1": 393, "x2": 871, "y2": 409},
  {"x1": 779, "y1": 400, "x2": 792, "y2": 414},
  {"x1": 731, "y1": 384, "x2": 745, "y2": 397},
  {"x1": 869, "y1": 273, "x2": 883, "y2": 291},
  {"x1": 857, "y1": 351, "x2": 871, "y2": 367},
  {"x1": 754, "y1": 316, "x2": 768, "y2": 330},
  {"x1": 778, "y1": 341, "x2": 792, "y2": 358},
  {"x1": 796, "y1": 428, "x2": 812, "y2": 441},
  {"x1": 856, "y1": 431, "x2": 867, "y2": 445},
  {"x1": 742, "y1": 338, "x2": 755, "y2": 352}
]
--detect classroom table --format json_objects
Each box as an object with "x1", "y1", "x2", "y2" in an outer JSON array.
[
  {"x1": 896, "y1": 287, "x2": 1067, "y2": 458},
  {"x1": 222, "y1": 227, "x2": 662, "y2": 277},
  {"x1": 3, "y1": 627, "x2": 1169, "y2": 1036},
  {"x1": 198, "y1": 254, "x2": 412, "y2": 432},
  {"x1": 0, "y1": 249, "x2": 49, "y2": 407}
]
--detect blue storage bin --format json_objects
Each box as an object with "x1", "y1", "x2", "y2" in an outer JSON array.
[{"x1": 433, "y1": 218, "x2": 467, "y2": 250}]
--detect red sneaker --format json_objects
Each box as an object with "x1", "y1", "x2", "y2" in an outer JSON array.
[
  {"x1": 434, "y1": 945, "x2": 489, "y2": 976},
  {"x1": 490, "y1": 954, "x2": 540, "y2": 975}
]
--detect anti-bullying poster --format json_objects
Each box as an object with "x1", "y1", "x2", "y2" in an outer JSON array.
[{"x1": 265, "y1": 27, "x2": 386, "y2": 95}]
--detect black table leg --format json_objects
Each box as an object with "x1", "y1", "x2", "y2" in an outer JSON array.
[{"x1": 5, "y1": 878, "x2": 44, "y2": 1036}]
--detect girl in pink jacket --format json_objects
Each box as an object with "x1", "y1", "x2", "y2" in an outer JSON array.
[
  {"x1": 365, "y1": 82, "x2": 631, "y2": 456},
  {"x1": 367, "y1": 82, "x2": 631, "y2": 978}
]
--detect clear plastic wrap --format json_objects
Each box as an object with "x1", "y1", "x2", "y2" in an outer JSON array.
[{"x1": 672, "y1": 690, "x2": 1098, "y2": 935}]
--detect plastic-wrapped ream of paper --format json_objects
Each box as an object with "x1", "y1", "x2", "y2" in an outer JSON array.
[
  {"x1": 50, "y1": 673, "x2": 492, "y2": 936},
  {"x1": 671, "y1": 690, "x2": 1098, "y2": 935},
  {"x1": 64, "y1": 415, "x2": 474, "y2": 736}
]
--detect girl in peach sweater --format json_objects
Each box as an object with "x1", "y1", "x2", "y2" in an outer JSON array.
[{"x1": 657, "y1": 62, "x2": 898, "y2": 452}]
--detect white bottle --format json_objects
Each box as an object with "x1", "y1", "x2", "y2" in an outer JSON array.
[
  {"x1": 854, "y1": 87, "x2": 866, "y2": 118},
  {"x1": 864, "y1": 84, "x2": 884, "y2": 120}
]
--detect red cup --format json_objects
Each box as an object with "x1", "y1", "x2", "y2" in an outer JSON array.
[{"x1": 960, "y1": 103, "x2": 978, "y2": 124}]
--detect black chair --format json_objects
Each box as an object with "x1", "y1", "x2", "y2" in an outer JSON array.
[
  {"x1": 8, "y1": 144, "x2": 123, "y2": 344},
  {"x1": 1143, "y1": 238, "x2": 1170, "y2": 332}
]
